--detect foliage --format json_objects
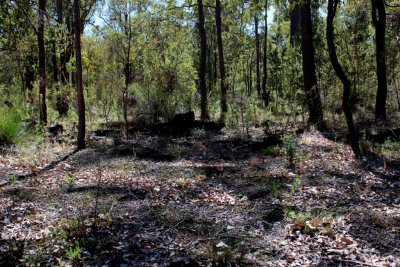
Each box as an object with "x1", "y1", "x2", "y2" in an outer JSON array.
[
  {"x1": 291, "y1": 177, "x2": 302, "y2": 194},
  {"x1": 287, "y1": 210, "x2": 333, "y2": 236},
  {"x1": 191, "y1": 128, "x2": 207, "y2": 140},
  {"x1": 271, "y1": 179, "x2": 282, "y2": 198},
  {"x1": 10, "y1": 174, "x2": 18, "y2": 184},
  {"x1": 64, "y1": 173, "x2": 76, "y2": 189},
  {"x1": 262, "y1": 145, "x2": 283, "y2": 157},
  {"x1": 66, "y1": 245, "x2": 81, "y2": 261},
  {"x1": 0, "y1": 108, "x2": 23, "y2": 145},
  {"x1": 283, "y1": 133, "x2": 298, "y2": 164},
  {"x1": 209, "y1": 241, "x2": 234, "y2": 266},
  {"x1": 380, "y1": 138, "x2": 400, "y2": 158}
]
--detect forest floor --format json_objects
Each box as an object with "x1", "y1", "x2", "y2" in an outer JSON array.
[{"x1": 0, "y1": 128, "x2": 400, "y2": 266}]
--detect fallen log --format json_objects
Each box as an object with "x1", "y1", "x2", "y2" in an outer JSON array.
[
  {"x1": 95, "y1": 112, "x2": 225, "y2": 137},
  {"x1": 323, "y1": 128, "x2": 400, "y2": 144},
  {"x1": 364, "y1": 128, "x2": 400, "y2": 143}
]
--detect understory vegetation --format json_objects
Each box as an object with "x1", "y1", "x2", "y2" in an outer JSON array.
[{"x1": 1, "y1": 0, "x2": 400, "y2": 266}]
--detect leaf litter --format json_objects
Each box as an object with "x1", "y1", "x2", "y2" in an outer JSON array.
[{"x1": 0, "y1": 130, "x2": 399, "y2": 266}]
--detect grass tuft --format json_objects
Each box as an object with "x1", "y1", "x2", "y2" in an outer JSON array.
[{"x1": 0, "y1": 108, "x2": 23, "y2": 145}]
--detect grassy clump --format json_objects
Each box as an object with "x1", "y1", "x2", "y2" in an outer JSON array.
[
  {"x1": 0, "y1": 108, "x2": 22, "y2": 145},
  {"x1": 380, "y1": 138, "x2": 400, "y2": 158},
  {"x1": 283, "y1": 133, "x2": 298, "y2": 164},
  {"x1": 262, "y1": 145, "x2": 283, "y2": 157}
]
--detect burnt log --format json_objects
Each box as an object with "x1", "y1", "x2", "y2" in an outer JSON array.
[
  {"x1": 48, "y1": 123, "x2": 64, "y2": 136},
  {"x1": 94, "y1": 129, "x2": 114, "y2": 137},
  {"x1": 263, "y1": 133, "x2": 283, "y2": 146},
  {"x1": 324, "y1": 128, "x2": 400, "y2": 144},
  {"x1": 99, "y1": 112, "x2": 225, "y2": 136},
  {"x1": 170, "y1": 111, "x2": 195, "y2": 127},
  {"x1": 193, "y1": 121, "x2": 224, "y2": 131},
  {"x1": 365, "y1": 128, "x2": 400, "y2": 143}
]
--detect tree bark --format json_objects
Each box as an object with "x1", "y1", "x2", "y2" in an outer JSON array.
[
  {"x1": 327, "y1": 0, "x2": 360, "y2": 157},
  {"x1": 261, "y1": 0, "x2": 269, "y2": 107},
  {"x1": 215, "y1": 0, "x2": 227, "y2": 122},
  {"x1": 123, "y1": 8, "x2": 132, "y2": 139},
  {"x1": 24, "y1": 55, "x2": 35, "y2": 95},
  {"x1": 290, "y1": 4, "x2": 301, "y2": 47},
  {"x1": 371, "y1": 0, "x2": 387, "y2": 121},
  {"x1": 60, "y1": 2, "x2": 71, "y2": 85},
  {"x1": 254, "y1": 3, "x2": 261, "y2": 98},
  {"x1": 197, "y1": 0, "x2": 208, "y2": 121},
  {"x1": 300, "y1": 0, "x2": 325, "y2": 130},
  {"x1": 74, "y1": 0, "x2": 86, "y2": 150},
  {"x1": 37, "y1": 0, "x2": 47, "y2": 124}
]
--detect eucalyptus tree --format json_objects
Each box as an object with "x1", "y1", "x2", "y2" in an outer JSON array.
[
  {"x1": 299, "y1": 0, "x2": 325, "y2": 129},
  {"x1": 327, "y1": 0, "x2": 359, "y2": 156},
  {"x1": 38, "y1": 0, "x2": 48, "y2": 124},
  {"x1": 262, "y1": 0, "x2": 269, "y2": 107},
  {"x1": 215, "y1": 0, "x2": 227, "y2": 122},
  {"x1": 197, "y1": 0, "x2": 208, "y2": 120},
  {"x1": 254, "y1": 0, "x2": 261, "y2": 98},
  {"x1": 371, "y1": 0, "x2": 388, "y2": 120},
  {"x1": 74, "y1": 0, "x2": 86, "y2": 149},
  {"x1": 103, "y1": 0, "x2": 149, "y2": 136}
]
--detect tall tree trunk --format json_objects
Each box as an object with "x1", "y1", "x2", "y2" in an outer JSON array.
[
  {"x1": 261, "y1": 0, "x2": 269, "y2": 107},
  {"x1": 290, "y1": 4, "x2": 301, "y2": 47},
  {"x1": 55, "y1": 0, "x2": 69, "y2": 116},
  {"x1": 52, "y1": 39, "x2": 60, "y2": 115},
  {"x1": 37, "y1": 0, "x2": 47, "y2": 124},
  {"x1": 62, "y1": 7, "x2": 73, "y2": 85},
  {"x1": 215, "y1": 0, "x2": 227, "y2": 122},
  {"x1": 74, "y1": 0, "x2": 85, "y2": 150},
  {"x1": 52, "y1": 40, "x2": 58, "y2": 87},
  {"x1": 24, "y1": 55, "x2": 35, "y2": 102},
  {"x1": 60, "y1": 1, "x2": 70, "y2": 85},
  {"x1": 300, "y1": 0, "x2": 325, "y2": 130},
  {"x1": 197, "y1": 0, "x2": 208, "y2": 121},
  {"x1": 123, "y1": 9, "x2": 132, "y2": 139},
  {"x1": 372, "y1": 0, "x2": 387, "y2": 121},
  {"x1": 57, "y1": 0, "x2": 63, "y2": 24},
  {"x1": 327, "y1": 0, "x2": 360, "y2": 157},
  {"x1": 254, "y1": 4, "x2": 261, "y2": 98}
]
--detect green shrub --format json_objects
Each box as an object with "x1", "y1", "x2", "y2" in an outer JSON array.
[
  {"x1": 283, "y1": 133, "x2": 298, "y2": 164},
  {"x1": 380, "y1": 138, "x2": 400, "y2": 158},
  {"x1": 0, "y1": 108, "x2": 22, "y2": 145},
  {"x1": 262, "y1": 145, "x2": 283, "y2": 157},
  {"x1": 64, "y1": 173, "x2": 76, "y2": 188},
  {"x1": 66, "y1": 245, "x2": 81, "y2": 261}
]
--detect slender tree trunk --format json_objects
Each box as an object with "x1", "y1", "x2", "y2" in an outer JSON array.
[
  {"x1": 261, "y1": 0, "x2": 269, "y2": 107},
  {"x1": 198, "y1": 0, "x2": 208, "y2": 121},
  {"x1": 371, "y1": 0, "x2": 387, "y2": 121},
  {"x1": 123, "y1": 72, "x2": 129, "y2": 139},
  {"x1": 24, "y1": 55, "x2": 35, "y2": 102},
  {"x1": 38, "y1": 0, "x2": 47, "y2": 124},
  {"x1": 56, "y1": 0, "x2": 63, "y2": 24},
  {"x1": 215, "y1": 0, "x2": 227, "y2": 122},
  {"x1": 290, "y1": 5, "x2": 301, "y2": 47},
  {"x1": 74, "y1": 0, "x2": 85, "y2": 150},
  {"x1": 52, "y1": 40, "x2": 58, "y2": 87},
  {"x1": 300, "y1": 0, "x2": 325, "y2": 130},
  {"x1": 60, "y1": 2, "x2": 70, "y2": 85},
  {"x1": 254, "y1": 5, "x2": 261, "y2": 98},
  {"x1": 55, "y1": 0, "x2": 69, "y2": 116},
  {"x1": 327, "y1": 0, "x2": 360, "y2": 157},
  {"x1": 394, "y1": 57, "x2": 400, "y2": 111},
  {"x1": 250, "y1": 51, "x2": 253, "y2": 96},
  {"x1": 123, "y1": 19, "x2": 132, "y2": 139},
  {"x1": 52, "y1": 39, "x2": 60, "y2": 115}
]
